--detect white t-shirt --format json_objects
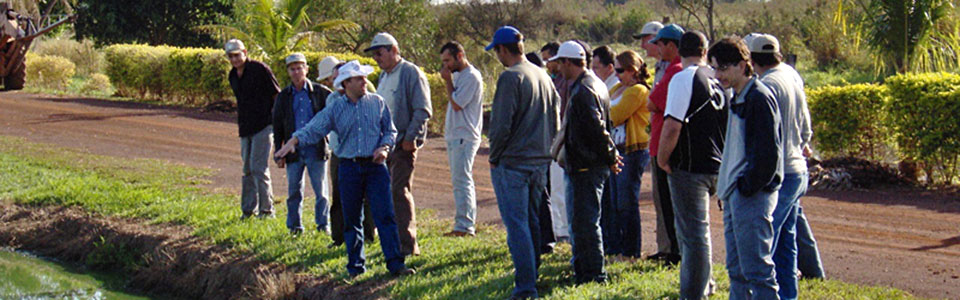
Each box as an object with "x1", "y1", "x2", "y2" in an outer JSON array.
[
  {"x1": 445, "y1": 65, "x2": 484, "y2": 141},
  {"x1": 664, "y1": 64, "x2": 703, "y2": 122},
  {"x1": 609, "y1": 91, "x2": 627, "y2": 146},
  {"x1": 604, "y1": 74, "x2": 620, "y2": 93}
]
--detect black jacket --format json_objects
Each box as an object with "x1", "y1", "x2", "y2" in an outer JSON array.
[
  {"x1": 229, "y1": 59, "x2": 280, "y2": 137},
  {"x1": 564, "y1": 72, "x2": 618, "y2": 170},
  {"x1": 272, "y1": 80, "x2": 332, "y2": 163}
]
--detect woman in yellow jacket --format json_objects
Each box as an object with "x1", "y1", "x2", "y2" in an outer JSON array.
[{"x1": 601, "y1": 50, "x2": 652, "y2": 258}]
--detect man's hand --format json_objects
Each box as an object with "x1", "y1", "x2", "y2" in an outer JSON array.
[
  {"x1": 275, "y1": 137, "x2": 298, "y2": 160},
  {"x1": 440, "y1": 66, "x2": 452, "y2": 83},
  {"x1": 373, "y1": 146, "x2": 390, "y2": 164},
  {"x1": 658, "y1": 155, "x2": 672, "y2": 174},
  {"x1": 275, "y1": 158, "x2": 286, "y2": 169},
  {"x1": 610, "y1": 155, "x2": 624, "y2": 174},
  {"x1": 402, "y1": 140, "x2": 417, "y2": 152},
  {"x1": 803, "y1": 145, "x2": 813, "y2": 157}
]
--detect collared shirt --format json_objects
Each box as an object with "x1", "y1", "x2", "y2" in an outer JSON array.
[
  {"x1": 445, "y1": 64, "x2": 484, "y2": 141},
  {"x1": 292, "y1": 81, "x2": 317, "y2": 159},
  {"x1": 294, "y1": 92, "x2": 396, "y2": 159},
  {"x1": 377, "y1": 62, "x2": 403, "y2": 117}
]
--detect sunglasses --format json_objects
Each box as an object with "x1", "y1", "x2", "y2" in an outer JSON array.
[{"x1": 615, "y1": 67, "x2": 630, "y2": 74}]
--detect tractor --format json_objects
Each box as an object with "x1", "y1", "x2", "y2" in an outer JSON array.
[{"x1": 0, "y1": 1, "x2": 74, "y2": 90}]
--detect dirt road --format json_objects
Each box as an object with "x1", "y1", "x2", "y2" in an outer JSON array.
[{"x1": 1, "y1": 92, "x2": 957, "y2": 299}]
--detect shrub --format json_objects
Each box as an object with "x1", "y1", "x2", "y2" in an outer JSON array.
[
  {"x1": 885, "y1": 72, "x2": 960, "y2": 183},
  {"x1": 82, "y1": 73, "x2": 114, "y2": 95},
  {"x1": 425, "y1": 73, "x2": 447, "y2": 136},
  {"x1": 807, "y1": 84, "x2": 890, "y2": 160},
  {"x1": 25, "y1": 53, "x2": 76, "y2": 90},
  {"x1": 103, "y1": 44, "x2": 173, "y2": 99},
  {"x1": 104, "y1": 44, "x2": 231, "y2": 105},
  {"x1": 32, "y1": 38, "x2": 105, "y2": 76}
]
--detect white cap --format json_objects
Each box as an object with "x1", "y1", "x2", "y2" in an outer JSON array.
[
  {"x1": 333, "y1": 60, "x2": 375, "y2": 90},
  {"x1": 742, "y1": 33, "x2": 763, "y2": 48},
  {"x1": 637, "y1": 21, "x2": 664, "y2": 38},
  {"x1": 547, "y1": 41, "x2": 586, "y2": 62},
  {"x1": 364, "y1": 32, "x2": 398, "y2": 52},
  {"x1": 224, "y1": 39, "x2": 245, "y2": 54},
  {"x1": 748, "y1": 34, "x2": 780, "y2": 54},
  {"x1": 285, "y1": 53, "x2": 307, "y2": 66},
  {"x1": 316, "y1": 56, "x2": 341, "y2": 81}
]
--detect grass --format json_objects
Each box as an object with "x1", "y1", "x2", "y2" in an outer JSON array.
[{"x1": 0, "y1": 135, "x2": 921, "y2": 299}]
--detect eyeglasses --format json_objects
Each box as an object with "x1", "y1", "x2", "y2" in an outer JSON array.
[{"x1": 714, "y1": 63, "x2": 739, "y2": 72}]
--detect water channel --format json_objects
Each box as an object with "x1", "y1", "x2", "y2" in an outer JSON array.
[{"x1": 0, "y1": 249, "x2": 151, "y2": 299}]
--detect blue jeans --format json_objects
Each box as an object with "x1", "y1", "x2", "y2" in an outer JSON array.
[
  {"x1": 447, "y1": 138, "x2": 481, "y2": 234},
  {"x1": 796, "y1": 204, "x2": 825, "y2": 279},
  {"x1": 668, "y1": 170, "x2": 716, "y2": 300},
  {"x1": 491, "y1": 163, "x2": 548, "y2": 299},
  {"x1": 601, "y1": 149, "x2": 649, "y2": 257},
  {"x1": 339, "y1": 160, "x2": 406, "y2": 276},
  {"x1": 566, "y1": 166, "x2": 610, "y2": 283},
  {"x1": 723, "y1": 188, "x2": 779, "y2": 300},
  {"x1": 285, "y1": 156, "x2": 329, "y2": 231},
  {"x1": 772, "y1": 172, "x2": 807, "y2": 300}
]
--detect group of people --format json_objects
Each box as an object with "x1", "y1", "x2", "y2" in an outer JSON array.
[{"x1": 223, "y1": 19, "x2": 827, "y2": 299}]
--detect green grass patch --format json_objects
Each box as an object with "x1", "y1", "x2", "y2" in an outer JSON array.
[{"x1": 0, "y1": 135, "x2": 919, "y2": 299}]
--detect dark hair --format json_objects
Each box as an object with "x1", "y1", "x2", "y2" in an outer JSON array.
[
  {"x1": 540, "y1": 42, "x2": 560, "y2": 56},
  {"x1": 526, "y1": 52, "x2": 544, "y2": 67},
  {"x1": 658, "y1": 38, "x2": 680, "y2": 48},
  {"x1": 439, "y1": 41, "x2": 465, "y2": 56},
  {"x1": 572, "y1": 39, "x2": 593, "y2": 67},
  {"x1": 615, "y1": 50, "x2": 651, "y2": 90},
  {"x1": 593, "y1": 45, "x2": 615, "y2": 67},
  {"x1": 557, "y1": 57, "x2": 585, "y2": 68},
  {"x1": 495, "y1": 41, "x2": 523, "y2": 55},
  {"x1": 750, "y1": 52, "x2": 782, "y2": 68},
  {"x1": 678, "y1": 31, "x2": 708, "y2": 58},
  {"x1": 708, "y1": 36, "x2": 754, "y2": 76}
]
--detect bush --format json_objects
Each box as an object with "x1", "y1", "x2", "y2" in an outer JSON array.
[
  {"x1": 807, "y1": 84, "x2": 890, "y2": 160},
  {"x1": 104, "y1": 44, "x2": 231, "y2": 105},
  {"x1": 885, "y1": 72, "x2": 960, "y2": 183},
  {"x1": 103, "y1": 44, "x2": 173, "y2": 99},
  {"x1": 81, "y1": 73, "x2": 115, "y2": 95},
  {"x1": 32, "y1": 38, "x2": 105, "y2": 76},
  {"x1": 425, "y1": 73, "x2": 447, "y2": 136},
  {"x1": 25, "y1": 53, "x2": 76, "y2": 90}
]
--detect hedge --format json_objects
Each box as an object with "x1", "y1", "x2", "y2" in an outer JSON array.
[
  {"x1": 884, "y1": 72, "x2": 960, "y2": 183},
  {"x1": 807, "y1": 84, "x2": 890, "y2": 160},
  {"x1": 102, "y1": 44, "x2": 449, "y2": 135},
  {"x1": 25, "y1": 53, "x2": 76, "y2": 90}
]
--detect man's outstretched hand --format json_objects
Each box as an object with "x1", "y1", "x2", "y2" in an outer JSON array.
[{"x1": 275, "y1": 137, "x2": 299, "y2": 160}]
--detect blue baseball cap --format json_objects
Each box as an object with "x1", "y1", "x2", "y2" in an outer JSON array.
[
  {"x1": 649, "y1": 24, "x2": 684, "y2": 44},
  {"x1": 485, "y1": 26, "x2": 523, "y2": 51}
]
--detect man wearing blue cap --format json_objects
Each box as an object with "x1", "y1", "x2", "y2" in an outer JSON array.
[{"x1": 486, "y1": 25, "x2": 560, "y2": 299}]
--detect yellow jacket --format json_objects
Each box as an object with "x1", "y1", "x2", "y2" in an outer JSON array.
[{"x1": 609, "y1": 83, "x2": 651, "y2": 153}]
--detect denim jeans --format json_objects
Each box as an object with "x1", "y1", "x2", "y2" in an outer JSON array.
[
  {"x1": 668, "y1": 170, "x2": 716, "y2": 300},
  {"x1": 601, "y1": 149, "x2": 649, "y2": 257},
  {"x1": 339, "y1": 160, "x2": 407, "y2": 276},
  {"x1": 772, "y1": 172, "x2": 807, "y2": 300},
  {"x1": 285, "y1": 155, "x2": 329, "y2": 231},
  {"x1": 240, "y1": 126, "x2": 273, "y2": 214},
  {"x1": 723, "y1": 188, "x2": 780, "y2": 300},
  {"x1": 566, "y1": 166, "x2": 610, "y2": 283},
  {"x1": 796, "y1": 204, "x2": 825, "y2": 279},
  {"x1": 491, "y1": 163, "x2": 549, "y2": 299},
  {"x1": 447, "y1": 138, "x2": 481, "y2": 234}
]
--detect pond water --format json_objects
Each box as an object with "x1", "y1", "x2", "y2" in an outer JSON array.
[{"x1": 0, "y1": 249, "x2": 150, "y2": 300}]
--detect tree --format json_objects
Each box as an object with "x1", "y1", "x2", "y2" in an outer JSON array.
[
  {"x1": 75, "y1": 0, "x2": 234, "y2": 47},
  {"x1": 195, "y1": 0, "x2": 357, "y2": 62}
]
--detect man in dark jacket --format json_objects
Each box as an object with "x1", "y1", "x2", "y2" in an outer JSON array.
[
  {"x1": 549, "y1": 40, "x2": 620, "y2": 284},
  {"x1": 226, "y1": 39, "x2": 279, "y2": 219},
  {"x1": 273, "y1": 53, "x2": 333, "y2": 235}
]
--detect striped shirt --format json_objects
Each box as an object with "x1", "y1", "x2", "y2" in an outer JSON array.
[{"x1": 293, "y1": 92, "x2": 396, "y2": 159}]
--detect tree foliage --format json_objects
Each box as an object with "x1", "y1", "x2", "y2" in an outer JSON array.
[{"x1": 74, "y1": 0, "x2": 234, "y2": 47}]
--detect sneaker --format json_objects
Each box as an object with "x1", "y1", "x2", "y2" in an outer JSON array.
[
  {"x1": 390, "y1": 267, "x2": 416, "y2": 276},
  {"x1": 443, "y1": 230, "x2": 475, "y2": 237},
  {"x1": 256, "y1": 212, "x2": 274, "y2": 220},
  {"x1": 317, "y1": 226, "x2": 331, "y2": 235},
  {"x1": 290, "y1": 228, "x2": 303, "y2": 235},
  {"x1": 240, "y1": 212, "x2": 254, "y2": 220}
]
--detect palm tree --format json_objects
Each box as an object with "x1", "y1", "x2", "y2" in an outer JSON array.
[{"x1": 195, "y1": 0, "x2": 358, "y2": 61}]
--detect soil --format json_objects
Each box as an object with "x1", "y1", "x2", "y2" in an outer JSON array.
[{"x1": 1, "y1": 91, "x2": 958, "y2": 299}]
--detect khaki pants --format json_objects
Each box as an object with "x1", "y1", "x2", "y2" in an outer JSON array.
[
  {"x1": 388, "y1": 147, "x2": 419, "y2": 255},
  {"x1": 240, "y1": 126, "x2": 274, "y2": 215}
]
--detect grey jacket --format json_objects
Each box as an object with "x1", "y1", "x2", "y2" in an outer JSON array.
[
  {"x1": 378, "y1": 59, "x2": 432, "y2": 145},
  {"x1": 489, "y1": 60, "x2": 561, "y2": 166}
]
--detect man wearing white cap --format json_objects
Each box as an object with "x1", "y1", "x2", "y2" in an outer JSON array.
[
  {"x1": 316, "y1": 56, "x2": 341, "y2": 88},
  {"x1": 550, "y1": 40, "x2": 620, "y2": 284},
  {"x1": 225, "y1": 38, "x2": 279, "y2": 219},
  {"x1": 272, "y1": 53, "x2": 333, "y2": 235},
  {"x1": 486, "y1": 25, "x2": 560, "y2": 299},
  {"x1": 750, "y1": 33, "x2": 819, "y2": 300},
  {"x1": 276, "y1": 60, "x2": 416, "y2": 277},
  {"x1": 633, "y1": 21, "x2": 665, "y2": 80},
  {"x1": 365, "y1": 32, "x2": 432, "y2": 256}
]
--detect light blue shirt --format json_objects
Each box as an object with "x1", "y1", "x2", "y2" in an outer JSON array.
[
  {"x1": 292, "y1": 81, "x2": 317, "y2": 159},
  {"x1": 294, "y1": 92, "x2": 396, "y2": 159}
]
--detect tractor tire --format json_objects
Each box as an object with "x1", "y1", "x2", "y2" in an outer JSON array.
[{"x1": 4, "y1": 60, "x2": 25, "y2": 90}]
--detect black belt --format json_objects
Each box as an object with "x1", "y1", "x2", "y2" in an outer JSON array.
[{"x1": 344, "y1": 156, "x2": 374, "y2": 163}]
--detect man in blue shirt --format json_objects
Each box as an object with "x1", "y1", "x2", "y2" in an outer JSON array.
[
  {"x1": 275, "y1": 61, "x2": 415, "y2": 277},
  {"x1": 273, "y1": 53, "x2": 333, "y2": 235}
]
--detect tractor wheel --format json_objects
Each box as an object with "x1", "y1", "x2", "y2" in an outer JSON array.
[{"x1": 4, "y1": 60, "x2": 25, "y2": 90}]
